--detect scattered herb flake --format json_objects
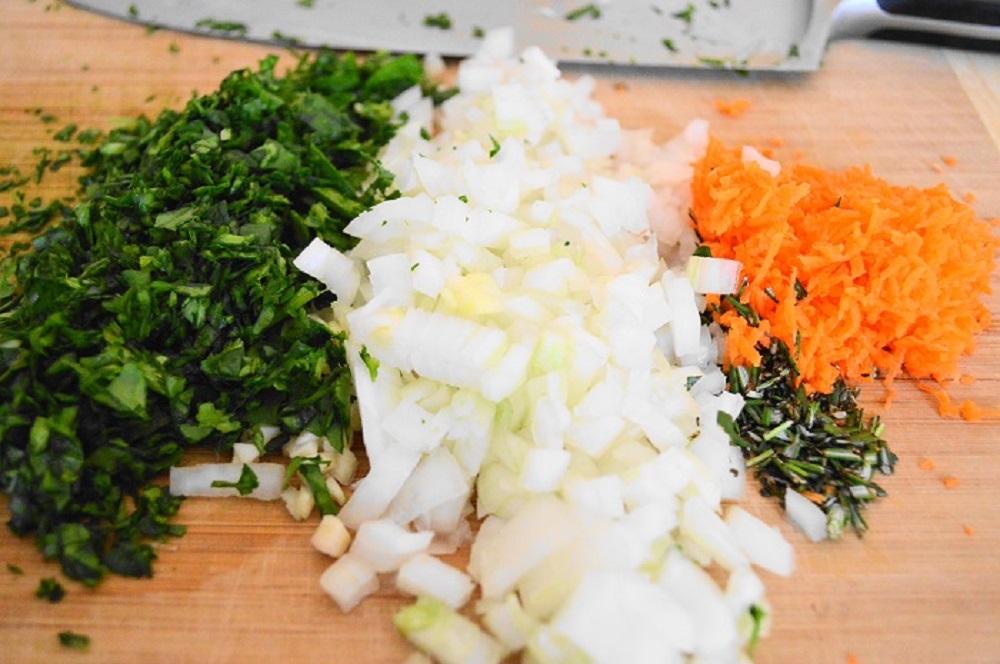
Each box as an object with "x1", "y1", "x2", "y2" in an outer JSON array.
[
  {"x1": 195, "y1": 18, "x2": 249, "y2": 35},
  {"x1": 672, "y1": 3, "x2": 696, "y2": 24},
  {"x1": 423, "y1": 12, "x2": 453, "y2": 30},
  {"x1": 565, "y1": 3, "x2": 602, "y2": 20},
  {"x1": 662, "y1": 38, "x2": 677, "y2": 53},
  {"x1": 58, "y1": 631, "x2": 91, "y2": 652},
  {"x1": 489, "y1": 134, "x2": 501, "y2": 158},
  {"x1": 359, "y1": 345, "x2": 380, "y2": 381},
  {"x1": 7, "y1": 562, "x2": 23, "y2": 575},
  {"x1": 36, "y1": 577, "x2": 66, "y2": 603}
]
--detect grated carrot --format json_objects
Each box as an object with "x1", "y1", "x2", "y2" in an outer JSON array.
[
  {"x1": 847, "y1": 654, "x2": 859, "y2": 664},
  {"x1": 959, "y1": 374, "x2": 976, "y2": 386},
  {"x1": 942, "y1": 155, "x2": 958, "y2": 167},
  {"x1": 964, "y1": 191, "x2": 977, "y2": 204},
  {"x1": 917, "y1": 457, "x2": 936, "y2": 470},
  {"x1": 942, "y1": 476, "x2": 961, "y2": 489},
  {"x1": 963, "y1": 525, "x2": 975, "y2": 537},
  {"x1": 691, "y1": 138, "x2": 999, "y2": 394},
  {"x1": 714, "y1": 97, "x2": 753, "y2": 118}
]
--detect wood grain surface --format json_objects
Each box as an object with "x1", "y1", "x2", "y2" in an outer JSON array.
[{"x1": 1, "y1": 2, "x2": 999, "y2": 663}]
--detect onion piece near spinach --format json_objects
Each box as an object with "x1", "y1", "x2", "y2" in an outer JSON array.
[
  {"x1": 0, "y1": 50, "x2": 434, "y2": 585},
  {"x1": 714, "y1": 299, "x2": 898, "y2": 539}
]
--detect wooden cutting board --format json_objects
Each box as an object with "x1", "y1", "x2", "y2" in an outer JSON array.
[{"x1": 1, "y1": 2, "x2": 999, "y2": 663}]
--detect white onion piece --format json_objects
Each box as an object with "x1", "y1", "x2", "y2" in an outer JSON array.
[
  {"x1": 319, "y1": 553, "x2": 379, "y2": 612},
  {"x1": 725, "y1": 506, "x2": 795, "y2": 577},
  {"x1": 785, "y1": 488, "x2": 829, "y2": 542},
  {"x1": 396, "y1": 553, "x2": 475, "y2": 609},
  {"x1": 350, "y1": 519, "x2": 434, "y2": 573},
  {"x1": 686, "y1": 255, "x2": 743, "y2": 295}
]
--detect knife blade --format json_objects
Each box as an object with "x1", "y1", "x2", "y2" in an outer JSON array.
[
  {"x1": 63, "y1": 0, "x2": 998, "y2": 72},
  {"x1": 63, "y1": 0, "x2": 836, "y2": 72}
]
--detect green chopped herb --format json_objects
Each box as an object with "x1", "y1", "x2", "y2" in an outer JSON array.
[
  {"x1": 661, "y1": 38, "x2": 677, "y2": 53},
  {"x1": 747, "y1": 604, "x2": 766, "y2": 655},
  {"x1": 565, "y1": 3, "x2": 601, "y2": 20},
  {"x1": 58, "y1": 631, "x2": 91, "y2": 652},
  {"x1": 211, "y1": 464, "x2": 259, "y2": 496},
  {"x1": 36, "y1": 577, "x2": 65, "y2": 602},
  {"x1": 423, "y1": 12, "x2": 453, "y2": 30},
  {"x1": 272, "y1": 31, "x2": 304, "y2": 46},
  {"x1": 672, "y1": 3, "x2": 695, "y2": 24},
  {"x1": 127, "y1": 3, "x2": 138, "y2": 18},
  {"x1": 788, "y1": 43, "x2": 800, "y2": 59},
  {"x1": 359, "y1": 345, "x2": 380, "y2": 381},
  {"x1": 285, "y1": 456, "x2": 339, "y2": 515},
  {"x1": 489, "y1": 134, "x2": 501, "y2": 158},
  {"x1": 472, "y1": 25, "x2": 485, "y2": 38},
  {"x1": 7, "y1": 562, "x2": 23, "y2": 575},
  {"x1": 297, "y1": 0, "x2": 315, "y2": 7},
  {"x1": 0, "y1": 52, "x2": 436, "y2": 585},
  {"x1": 195, "y1": 19, "x2": 248, "y2": 35},
  {"x1": 168, "y1": 42, "x2": 180, "y2": 53}
]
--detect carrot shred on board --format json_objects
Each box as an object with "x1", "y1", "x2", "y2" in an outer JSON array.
[
  {"x1": 942, "y1": 155, "x2": 959, "y2": 167},
  {"x1": 964, "y1": 191, "x2": 978, "y2": 204},
  {"x1": 917, "y1": 457, "x2": 936, "y2": 470},
  {"x1": 963, "y1": 525, "x2": 975, "y2": 537},
  {"x1": 942, "y1": 476, "x2": 961, "y2": 489},
  {"x1": 714, "y1": 97, "x2": 753, "y2": 118},
  {"x1": 691, "y1": 138, "x2": 999, "y2": 395},
  {"x1": 846, "y1": 654, "x2": 860, "y2": 664}
]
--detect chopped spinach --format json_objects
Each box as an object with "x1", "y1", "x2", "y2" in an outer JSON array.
[{"x1": 0, "y1": 51, "x2": 430, "y2": 585}]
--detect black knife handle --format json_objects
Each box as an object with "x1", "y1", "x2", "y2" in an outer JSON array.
[
  {"x1": 831, "y1": 0, "x2": 1000, "y2": 51},
  {"x1": 878, "y1": 0, "x2": 1000, "y2": 26}
]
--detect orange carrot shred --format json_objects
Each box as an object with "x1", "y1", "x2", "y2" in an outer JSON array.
[
  {"x1": 690, "y1": 138, "x2": 998, "y2": 395},
  {"x1": 942, "y1": 155, "x2": 958, "y2": 167},
  {"x1": 801, "y1": 491, "x2": 826, "y2": 505},
  {"x1": 958, "y1": 400, "x2": 1000, "y2": 421},
  {"x1": 964, "y1": 191, "x2": 977, "y2": 204},
  {"x1": 714, "y1": 97, "x2": 752, "y2": 118},
  {"x1": 847, "y1": 654, "x2": 860, "y2": 664},
  {"x1": 959, "y1": 374, "x2": 976, "y2": 386},
  {"x1": 942, "y1": 476, "x2": 961, "y2": 489},
  {"x1": 963, "y1": 525, "x2": 975, "y2": 537},
  {"x1": 917, "y1": 457, "x2": 936, "y2": 471}
]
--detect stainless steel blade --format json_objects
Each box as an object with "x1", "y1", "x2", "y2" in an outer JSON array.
[{"x1": 64, "y1": 0, "x2": 838, "y2": 72}]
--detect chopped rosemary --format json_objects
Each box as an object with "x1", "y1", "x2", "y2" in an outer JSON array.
[{"x1": 718, "y1": 336, "x2": 896, "y2": 538}]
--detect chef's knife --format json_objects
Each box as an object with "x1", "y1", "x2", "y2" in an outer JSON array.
[{"x1": 64, "y1": 0, "x2": 999, "y2": 72}]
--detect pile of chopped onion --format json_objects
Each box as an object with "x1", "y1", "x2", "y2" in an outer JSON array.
[{"x1": 292, "y1": 30, "x2": 796, "y2": 663}]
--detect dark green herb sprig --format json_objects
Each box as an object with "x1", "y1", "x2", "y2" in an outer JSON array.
[
  {"x1": 711, "y1": 289, "x2": 897, "y2": 538},
  {"x1": 0, "y1": 51, "x2": 430, "y2": 586}
]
